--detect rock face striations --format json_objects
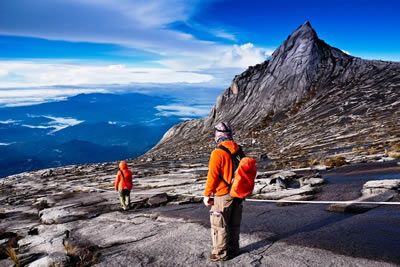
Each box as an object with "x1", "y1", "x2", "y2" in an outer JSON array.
[{"x1": 148, "y1": 21, "x2": 400, "y2": 162}]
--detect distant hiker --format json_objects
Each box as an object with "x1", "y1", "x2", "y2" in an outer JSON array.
[
  {"x1": 115, "y1": 160, "x2": 133, "y2": 211},
  {"x1": 203, "y1": 122, "x2": 246, "y2": 261}
]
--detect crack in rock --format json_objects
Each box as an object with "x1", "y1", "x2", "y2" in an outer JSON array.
[{"x1": 101, "y1": 233, "x2": 158, "y2": 249}]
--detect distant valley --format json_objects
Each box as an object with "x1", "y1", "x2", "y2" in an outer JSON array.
[{"x1": 0, "y1": 92, "x2": 212, "y2": 177}]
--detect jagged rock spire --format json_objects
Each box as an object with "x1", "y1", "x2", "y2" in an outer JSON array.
[
  {"x1": 150, "y1": 22, "x2": 400, "y2": 157},
  {"x1": 206, "y1": 21, "x2": 326, "y2": 128}
]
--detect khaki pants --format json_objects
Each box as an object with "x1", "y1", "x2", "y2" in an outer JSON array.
[
  {"x1": 210, "y1": 194, "x2": 243, "y2": 258},
  {"x1": 119, "y1": 189, "x2": 130, "y2": 210}
]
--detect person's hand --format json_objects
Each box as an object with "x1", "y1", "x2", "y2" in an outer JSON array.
[{"x1": 203, "y1": 196, "x2": 210, "y2": 207}]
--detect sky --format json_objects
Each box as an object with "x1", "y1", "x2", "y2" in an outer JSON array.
[{"x1": 0, "y1": 0, "x2": 399, "y2": 107}]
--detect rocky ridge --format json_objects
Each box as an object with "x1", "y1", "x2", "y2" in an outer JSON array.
[{"x1": 147, "y1": 22, "x2": 400, "y2": 167}]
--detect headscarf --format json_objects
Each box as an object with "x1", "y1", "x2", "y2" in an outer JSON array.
[{"x1": 214, "y1": 121, "x2": 233, "y2": 144}]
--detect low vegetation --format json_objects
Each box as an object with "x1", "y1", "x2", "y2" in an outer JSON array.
[
  {"x1": 321, "y1": 156, "x2": 347, "y2": 168},
  {"x1": 64, "y1": 240, "x2": 100, "y2": 267},
  {"x1": 5, "y1": 247, "x2": 20, "y2": 267},
  {"x1": 391, "y1": 142, "x2": 400, "y2": 152}
]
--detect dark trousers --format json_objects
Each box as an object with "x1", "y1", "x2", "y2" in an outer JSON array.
[{"x1": 119, "y1": 189, "x2": 130, "y2": 210}]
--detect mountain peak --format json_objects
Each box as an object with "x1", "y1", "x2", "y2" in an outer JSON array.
[
  {"x1": 287, "y1": 21, "x2": 318, "y2": 44},
  {"x1": 150, "y1": 22, "x2": 400, "y2": 164},
  {"x1": 269, "y1": 21, "x2": 320, "y2": 62},
  {"x1": 300, "y1": 20, "x2": 312, "y2": 29}
]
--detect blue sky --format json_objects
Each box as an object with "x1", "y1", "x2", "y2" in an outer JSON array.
[{"x1": 0, "y1": 0, "x2": 399, "y2": 107}]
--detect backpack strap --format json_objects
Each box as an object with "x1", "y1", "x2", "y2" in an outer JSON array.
[
  {"x1": 119, "y1": 168, "x2": 126, "y2": 184},
  {"x1": 216, "y1": 145, "x2": 245, "y2": 188}
]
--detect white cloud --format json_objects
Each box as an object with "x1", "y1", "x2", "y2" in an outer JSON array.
[
  {"x1": 213, "y1": 30, "x2": 237, "y2": 42},
  {"x1": 0, "y1": 119, "x2": 19, "y2": 124},
  {"x1": 0, "y1": 1, "x2": 271, "y2": 73},
  {"x1": 44, "y1": 116, "x2": 84, "y2": 133},
  {"x1": 155, "y1": 104, "x2": 211, "y2": 117},
  {"x1": 22, "y1": 115, "x2": 84, "y2": 134},
  {"x1": 0, "y1": 0, "x2": 212, "y2": 56},
  {"x1": 215, "y1": 43, "x2": 273, "y2": 68},
  {"x1": 0, "y1": 142, "x2": 14, "y2": 146},
  {"x1": 0, "y1": 1, "x2": 273, "y2": 105},
  {"x1": 22, "y1": 124, "x2": 52, "y2": 129},
  {"x1": 0, "y1": 87, "x2": 108, "y2": 107},
  {"x1": 0, "y1": 61, "x2": 213, "y2": 89},
  {"x1": 158, "y1": 42, "x2": 272, "y2": 72},
  {"x1": 0, "y1": 69, "x2": 8, "y2": 78}
]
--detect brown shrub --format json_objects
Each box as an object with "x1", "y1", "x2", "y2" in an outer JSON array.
[
  {"x1": 388, "y1": 151, "x2": 400, "y2": 159},
  {"x1": 367, "y1": 147, "x2": 377, "y2": 155},
  {"x1": 321, "y1": 156, "x2": 347, "y2": 168},
  {"x1": 391, "y1": 142, "x2": 400, "y2": 152},
  {"x1": 5, "y1": 247, "x2": 20, "y2": 267}
]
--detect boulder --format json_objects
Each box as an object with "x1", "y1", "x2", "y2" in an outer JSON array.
[
  {"x1": 300, "y1": 177, "x2": 325, "y2": 187},
  {"x1": 147, "y1": 193, "x2": 169, "y2": 206},
  {"x1": 39, "y1": 204, "x2": 88, "y2": 224},
  {"x1": 327, "y1": 190, "x2": 397, "y2": 213},
  {"x1": 362, "y1": 179, "x2": 400, "y2": 195},
  {"x1": 274, "y1": 177, "x2": 288, "y2": 190},
  {"x1": 28, "y1": 253, "x2": 70, "y2": 267},
  {"x1": 40, "y1": 169, "x2": 54, "y2": 178},
  {"x1": 270, "y1": 171, "x2": 297, "y2": 181},
  {"x1": 258, "y1": 185, "x2": 316, "y2": 200},
  {"x1": 327, "y1": 179, "x2": 400, "y2": 213}
]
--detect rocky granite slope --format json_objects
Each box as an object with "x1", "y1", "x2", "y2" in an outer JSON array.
[
  {"x1": 1, "y1": 158, "x2": 400, "y2": 266},
  {"x1": 147, "y1": 22, "x2": 400, "y2": 165}
]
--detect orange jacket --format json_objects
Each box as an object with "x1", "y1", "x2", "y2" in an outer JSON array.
[
  {"x1": 204, "y1": 140, "x2": 241, "y2": 197},
  {"x1": 115, "y1": 161, "x2": 133, "y2": 191}
]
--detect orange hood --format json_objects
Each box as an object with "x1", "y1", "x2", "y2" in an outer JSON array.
[{"x1": 119, "y1": 160, "x2": 128, "y2": 170}]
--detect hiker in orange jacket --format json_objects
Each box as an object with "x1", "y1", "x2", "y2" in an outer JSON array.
[
  {"x1": 115, "y1": 160, "x2": 133, "y2": 211},
  {"x1": 203, "y1": 122, "x2": 245, "y2": 261}
]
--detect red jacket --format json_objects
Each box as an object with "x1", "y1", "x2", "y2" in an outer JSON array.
[
  {"x1": 204, "y1": 140, "x2": 240, "y2": 197},
  {"x1": 115, "y1": 161, "x2": 133, "y2": 191}
]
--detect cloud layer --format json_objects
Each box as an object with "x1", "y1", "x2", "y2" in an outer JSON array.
[
  {"x1": 0, "y1": 0, "x2": 273, "y2": 106},
  {"x1": 21, "y1": 115, "x2": 84, "y2": 134},
  {"x1": 0, "y1": 87, "x2": 108, "y2": 107},
  {"x1": 155, "y1": 104, "x2": 212, "y2": 117},
  {"x1": 0, "y1": 61, "x2": 213, "y2": 88}
]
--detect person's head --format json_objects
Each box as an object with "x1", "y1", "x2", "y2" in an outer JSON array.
[
  {"x1": 119, "y1": 160, "x2": 128, "y2": 170},
  {"x1": 214, "y1": 121, "x2": 233, "y2": 144}
]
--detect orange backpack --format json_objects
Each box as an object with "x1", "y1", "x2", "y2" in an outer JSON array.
[{"x1": 218, "y1": 145, "x2": 257, "y2": 199}]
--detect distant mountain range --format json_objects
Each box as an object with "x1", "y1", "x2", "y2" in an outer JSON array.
[
  {"x1": 147, "y1": 21, "x2": 400, "y2": 162},
  {"x1": 0, "y1": 92, "x2": 205, "y2": 177}
]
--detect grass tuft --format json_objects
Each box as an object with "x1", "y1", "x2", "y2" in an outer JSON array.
[
  {"x1": 321, "y1": 156, "x2": 347, "y2": 168},
  {"x1": 391, "y1": 142, "x2": 400, "y2": 152},
  {"x1": 367, "y1": 147, "x2": 377, "y2": 155},
  {"x1": 388, "y1": 151, "x2": 400, "y2": 159},
  {"x1": 5, "y1": 247, "x2": 20, "y2": 267},
  {"x1": 64, "y1": 240, "x2": 78, "y2": 256}
]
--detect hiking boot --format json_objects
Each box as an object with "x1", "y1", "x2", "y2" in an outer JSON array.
[
  {"x1": 209, "y1": 254, "x2": 229, "y2": 262},
  {"x1": 228, "y1": 250, "x2": 240, "y2": 259},
  {"x1": 228, "y1": 249, "x2": 241, "y2": 258}
]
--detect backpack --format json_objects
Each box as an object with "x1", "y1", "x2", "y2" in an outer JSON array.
[{"x1": 218, "y1": 145, "x2": 257, "y2": 199}]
